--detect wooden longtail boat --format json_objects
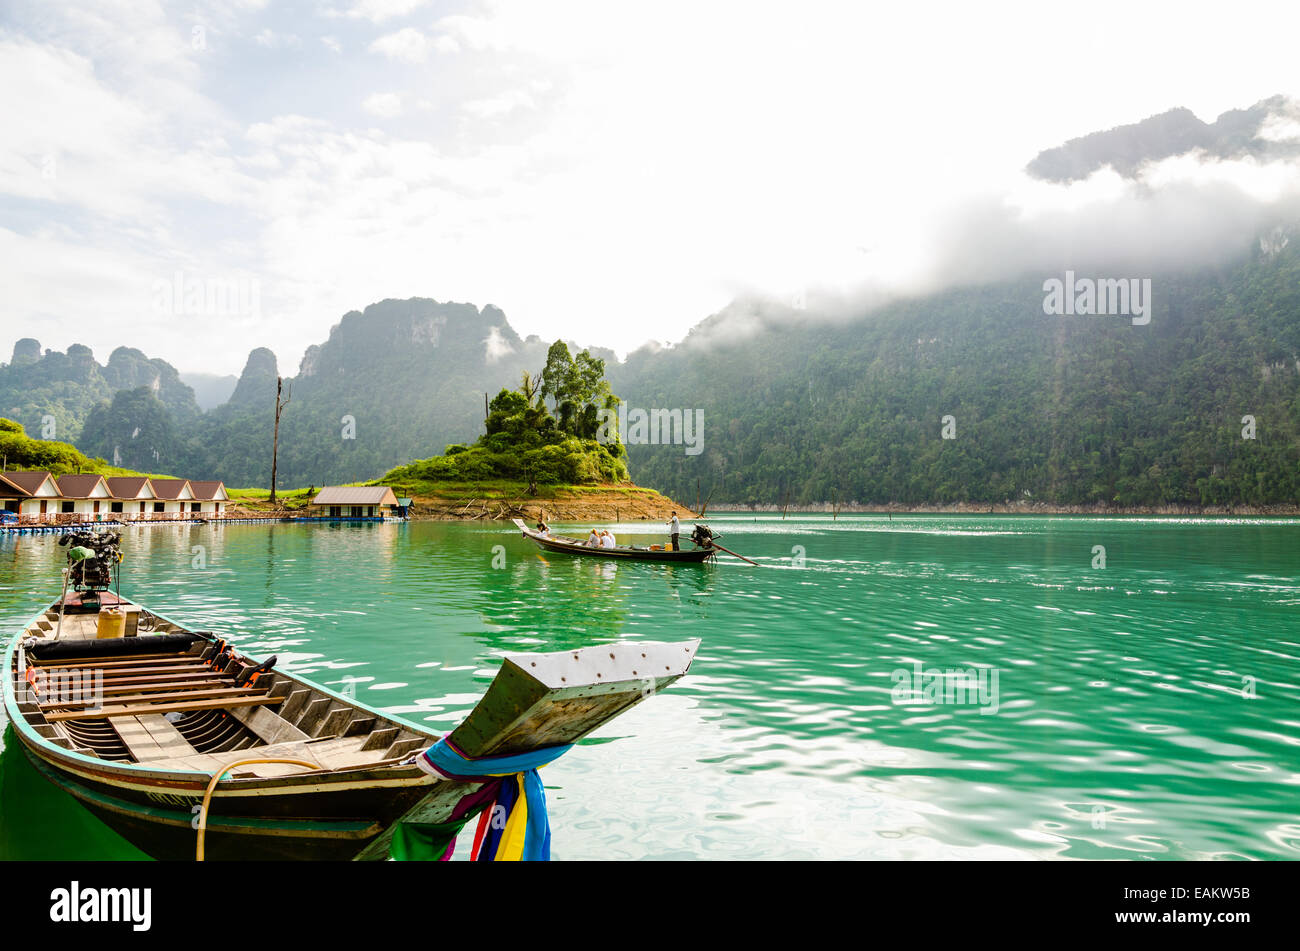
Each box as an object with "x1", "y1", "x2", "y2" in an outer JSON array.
[
  {"x1": 3, "y1": 594, "x2": 699, "y2": 861},
  {"x1": 513, "y1": 518, "x2": 717, "y2": 563}
]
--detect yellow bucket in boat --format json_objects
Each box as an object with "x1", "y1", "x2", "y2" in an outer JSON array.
[{"x1": 96, "y1": 607, "x2": 126, "y2": 639}]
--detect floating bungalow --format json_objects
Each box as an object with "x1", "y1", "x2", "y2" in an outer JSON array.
[
  {"x1": 0, "y1": 471, "x2": 230, "y2": 527},
  {"x1": 189, "y1": 481, "x2": 230, "y2": 517},
  {"x1": 148, "y1": 479, "x2": 196, "y2": 517},
  {"x1": 0, "y1": 471, "x2": 64, "y2": 519},
  {"x1": 54, "y1": 474, "x2": 115, "y2": 519},
  {"x1": 104, "y1": 477, "x2": 157, "y2": 518},
  {"x1": 309, "y1": 486, "x2": 401, "y2": 520}
]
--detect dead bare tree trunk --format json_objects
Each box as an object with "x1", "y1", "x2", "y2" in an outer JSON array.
[{"x1": 270, "y1": 376, "x2": 291, "y2": 505}]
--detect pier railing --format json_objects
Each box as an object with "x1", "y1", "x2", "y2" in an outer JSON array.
[{"x1": 7, "y1": 511, "x2": 232, "y2": 526}]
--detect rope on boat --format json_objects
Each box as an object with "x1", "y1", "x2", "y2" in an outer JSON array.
[{"x1": 195, "y1": 758, "x2": 321, "y2": 861}]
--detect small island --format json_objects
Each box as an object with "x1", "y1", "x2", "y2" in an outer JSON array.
[{"x1": 231, "y1": 341, "x2": 689, "y2": 522}]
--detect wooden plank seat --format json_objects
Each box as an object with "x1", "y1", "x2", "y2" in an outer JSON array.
[
  {"x1": 41, "y1": 661, "x2": 215, "y2": 675},
  {"x1": 143, "y1": 735, "x2": 404, "y2": 776},
  {"x1": 44, "y1": 694, "x2": 283, "y2": 723},
  {"x1": 40, "y1": 686, "x2": 270, "y2": 711},
  {"x1": 53, "y1": 679, "x2": 245, "y2": 698},
  {"x1": 30, "y1": 654, "x2": 203, "y2": 669},
  {"x1": 113, "y1": 714, "x2": 201, "y2": 763},
  {"x1": 68, "y1": 671, "x2": 236, "y2": 688},
  {"x1": 35, "y1": 663, "x2": 220, "y2": 680}
]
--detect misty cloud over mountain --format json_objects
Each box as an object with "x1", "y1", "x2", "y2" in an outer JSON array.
[{"x1": 756, "y1": 95, "x2": 1300, "y2": 322}]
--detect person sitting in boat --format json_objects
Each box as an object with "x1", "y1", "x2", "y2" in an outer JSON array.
[
  {"x1": 601, "y1": 530, "x2": 616, "y2": 549},
  {"x1": 586, "y1": 529, "x2": 601, "y2": 547},
  {"x1": 536, "y1": 520, "x2": 550, "y2": 538}
]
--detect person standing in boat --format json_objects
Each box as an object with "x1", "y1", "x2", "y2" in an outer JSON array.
[{"x1": 667, "y1": 512, "x2": 680, "y2": 551}]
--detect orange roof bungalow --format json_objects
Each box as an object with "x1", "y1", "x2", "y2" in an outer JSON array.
[
  {"x1": 188, "y1": 481, "x2": 230, "y2": 517},
  {"x1": 106, "y1": 476, "x2": 157, "y2": 518},
  {"x1": 148, "y1": 479, "x2": 196, "y2": 516},
  {"x1": 0, "y1": 471, "x2": 232, "y2": 525},
  {"x1": 1, "y1": 471, "x2": 64, "y2": 518},
  {"x1": 54, "y1": 474, "x2": 115, "y2": 519}
]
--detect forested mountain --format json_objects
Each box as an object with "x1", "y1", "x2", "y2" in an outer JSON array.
[
  {"x1": 3, "y1": 232, "x2": 1298, "y2": 504},
  {"x1": 187, "y1": 300, "x2": 558, "y2": 487},
  {"x1": 613, "y1": 233, "x2": 1300, "y2": 507},
  {"x1": 78, "y1": 387, "x2": 191, "y2": 474},
  {"x1": 0, "y1": 341, "x2": 200, "y2": 446}
]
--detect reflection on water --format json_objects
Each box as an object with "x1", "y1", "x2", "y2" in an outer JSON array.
[{"x1": 2, "y1": 515, "x2": 1298, "y2": 860}]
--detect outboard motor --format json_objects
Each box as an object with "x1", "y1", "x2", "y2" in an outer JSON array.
[
  {"x1": 58, "y1": 529, "x2": 122, "y2": 605},
  {"x1": 691, "y1": 524, "x2": 716, "y2": 548}
]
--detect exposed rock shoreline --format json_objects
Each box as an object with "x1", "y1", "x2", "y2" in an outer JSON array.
[
  {"x1": 225, "y1": 485, "x2": 692, "y2": 523},
  {"x1": 405, "y1": 488, "x2": 688, "y2": 522}
]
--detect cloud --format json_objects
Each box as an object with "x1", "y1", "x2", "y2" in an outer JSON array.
[
  {"x1": 253, "y1": 28, "x2": 301, "y2": 49},
  {"x1": 484, "y1": 325, "x2": 513, "y2": 362},
  {"x1": 6, "y1": 0, "x2": 1300, "y2": 373},
  {"x1": 362, "y1": 92, "x2": 403, "y2": 118},
  {"x1": 368, "y1": 26, "x2": 431, "y2": 63},
  {"x1": 462, "y1": 89, "x2": 535, "y2": 118},
  {"x1": 329, "y1": 0, "x2": 433, "y2": 23}
]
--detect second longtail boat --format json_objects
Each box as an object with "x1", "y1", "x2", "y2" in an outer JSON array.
[{"x1": 512, "y1": 518, "x2": 718, "y2": 563}]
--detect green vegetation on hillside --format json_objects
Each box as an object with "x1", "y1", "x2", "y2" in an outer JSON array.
[
  {"x1": 616, "y1": 236, "x2": 1300, "y2": 507},
  {"x1": 0, "y1": 418, "x2": 167, "y2": 478},
  {"x1": 0, "y1": 341, "x2": 199, "y2": 447},
  {"x1": 382, "y1": 341, "x2": 629, "y2": 489},
  {"x1": 6, "y1": 229, "x2": 1300, "y2": 508},
  {"x1": 0, "y1": 418, "x2": 94, "y2": 472}
]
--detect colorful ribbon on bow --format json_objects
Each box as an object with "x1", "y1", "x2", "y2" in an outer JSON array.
[{"x1": 413, "y1": 736, "x2": 573, "y2": 861}]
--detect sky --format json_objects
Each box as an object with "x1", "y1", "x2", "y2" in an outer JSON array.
[{"x1": 2, "y1": 0, "x2": 1299, "y2": 376}]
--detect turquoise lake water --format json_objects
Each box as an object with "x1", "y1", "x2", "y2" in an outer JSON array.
[{"x1": 2, "y1": 515, "x2": 1298, "y2": 860}]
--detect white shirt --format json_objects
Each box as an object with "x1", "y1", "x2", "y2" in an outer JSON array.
[
  {"x1": 602, "y1": 534, "x2": 616, "y2": 548},
  {"x1": 668, "y1": 516, "x2": 680, "y2": 534}
]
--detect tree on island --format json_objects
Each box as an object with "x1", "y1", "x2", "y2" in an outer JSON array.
[
  {"x1": 538, "y1": 340, "x2": 619, "y2": 440},
  {"x1": 383, "y1": 341, "x2": 629, "y2": 487}
]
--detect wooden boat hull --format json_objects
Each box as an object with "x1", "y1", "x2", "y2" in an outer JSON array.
[
  {"x1": 5, "y1": 593, "x2": 700, "y2": 861},
  {"x1": 513, "y1": 519, "x2": 716, "y2": 562},
  {"x1": 18, "y1": 742, "x2": 424, "y2": 861}
]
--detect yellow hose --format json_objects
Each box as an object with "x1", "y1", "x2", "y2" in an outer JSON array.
[{"x1": 195, "y1": 758, "x2": 321, "y2": 861}]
